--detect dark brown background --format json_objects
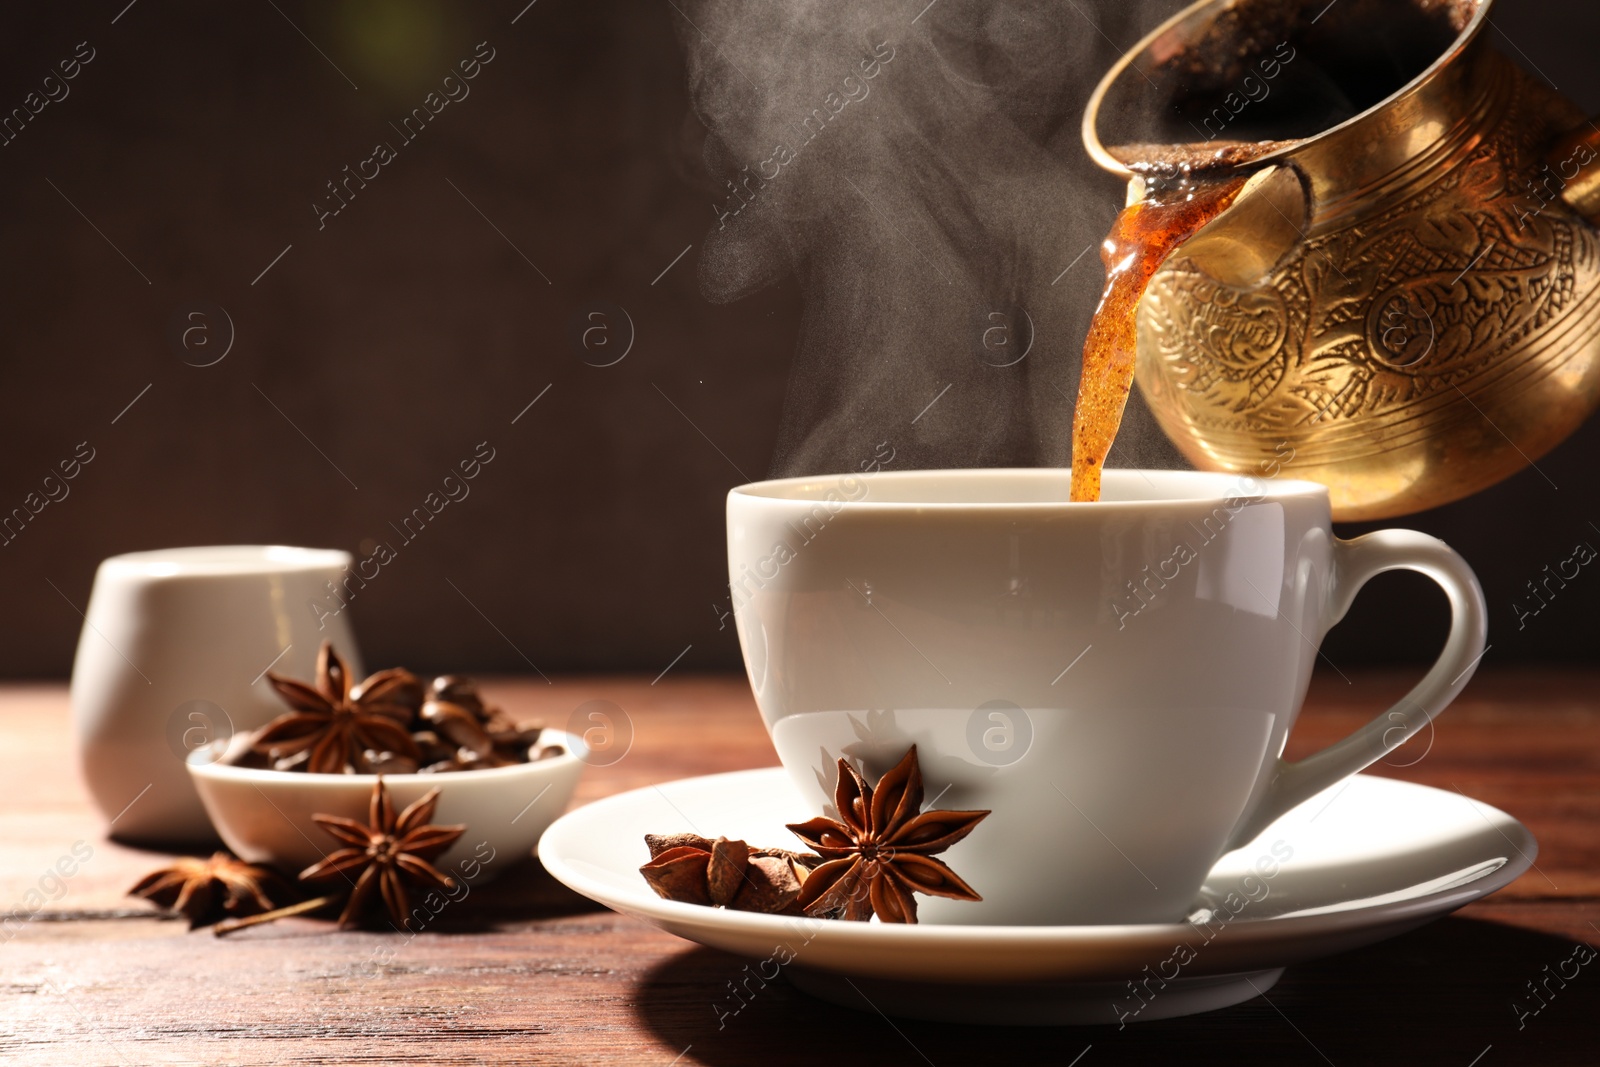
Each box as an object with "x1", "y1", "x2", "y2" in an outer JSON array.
[{"x1": 0, "y1": 0, "x2": 1596, "y2": 678}]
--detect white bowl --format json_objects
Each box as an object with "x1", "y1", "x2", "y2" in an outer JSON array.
[{"x1": 187, "y1": 731, "x2": 585, "y2": 883}]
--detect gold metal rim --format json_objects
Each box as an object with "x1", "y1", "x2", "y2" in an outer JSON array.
[{"x1": 1080, "y1": 0, "x2": 1498, "y2": 177}]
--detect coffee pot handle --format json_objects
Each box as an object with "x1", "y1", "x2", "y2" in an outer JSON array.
[
  {"x1": 1225, "y1": 530, "x2": 1487, "y2": 849},
  {"x1": 1549, "y1": 122, "x2": 1600, "y2": 223}
]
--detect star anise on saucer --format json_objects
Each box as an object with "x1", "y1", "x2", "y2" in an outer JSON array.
[
  {"x1": 253, "y1": 641, "x2": 424, "y2": 773},
  {"x1": 786, "y1": 746, "x2": 989, "y2": 923},
  {"x1": 299, "y1": 778, "x2": 466, "y2": 931},
  {"x1": 640, "y1": 834, "x2": 818, "y2": 914},
  {"x1": 127, "y1": 852, "x2": 291, "y2": 928}
]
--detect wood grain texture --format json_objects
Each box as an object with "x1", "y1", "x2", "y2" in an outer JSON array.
[{"x1": 1, "y1": 670, "x2": 1596, "y2": 1066}]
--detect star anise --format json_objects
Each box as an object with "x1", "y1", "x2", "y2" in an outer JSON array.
[
  {"x1": 253, "y1": 641, "x2": 424, "y2": 773},
  {"x1": 128, "y1": 852, "x2": 291, "y2": 928},
  {"x1": 786, "y1": 746, "x2": 989, "y2": 923},
  {"x1": 639, "y1": 834, "x2": 817, "y2": 914},
  {"x1": 299, "y1": 778, "x2": 466, "y2": 931}
]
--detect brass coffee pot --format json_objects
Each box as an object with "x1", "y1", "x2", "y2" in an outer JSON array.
[{"x1": 1083, "y1": 0, "x2": 1600, "y2": 520}]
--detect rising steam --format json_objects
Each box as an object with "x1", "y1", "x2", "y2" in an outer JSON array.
[{"x1": 672, "y1": 0, "x2": 1187, "y2": 476}]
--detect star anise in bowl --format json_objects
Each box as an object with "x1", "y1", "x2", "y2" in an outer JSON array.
[
  {"x1": 229, "y1": 643, "x2": 561, "y2": 774},
  {"x1": 248, "y1": 642, "x2": 423, "y2": 773}
]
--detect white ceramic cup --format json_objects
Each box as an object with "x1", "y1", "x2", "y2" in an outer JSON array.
[
  {"x1": 71, "y1": 545, "x2": 361, "y2": 844},
  {"x1": 726, "y1": 469, "x2": 1487, "y2": 926}
]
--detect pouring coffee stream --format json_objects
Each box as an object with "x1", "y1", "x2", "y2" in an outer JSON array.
[{"x1": 1070, "y1": 162, "x2": 1253, "y2": 503}]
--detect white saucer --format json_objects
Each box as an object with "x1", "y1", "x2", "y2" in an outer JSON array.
[{"x1": 538, "y1": 769, "x2": 1534, "y2": 1025}]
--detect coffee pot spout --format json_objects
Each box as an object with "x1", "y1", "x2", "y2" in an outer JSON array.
[{"x1": 1151, "y1": 165, "x2": 1308, "y2": 288}]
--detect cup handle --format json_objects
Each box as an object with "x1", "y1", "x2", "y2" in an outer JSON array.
[{"x1": 1224, "y1": 530, "x2": 1488, "y2": 849}]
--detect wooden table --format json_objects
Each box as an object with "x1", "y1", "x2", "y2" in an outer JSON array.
[{"x1": 2, "y1": 671, "x2": 1595, "y2": 1066}]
